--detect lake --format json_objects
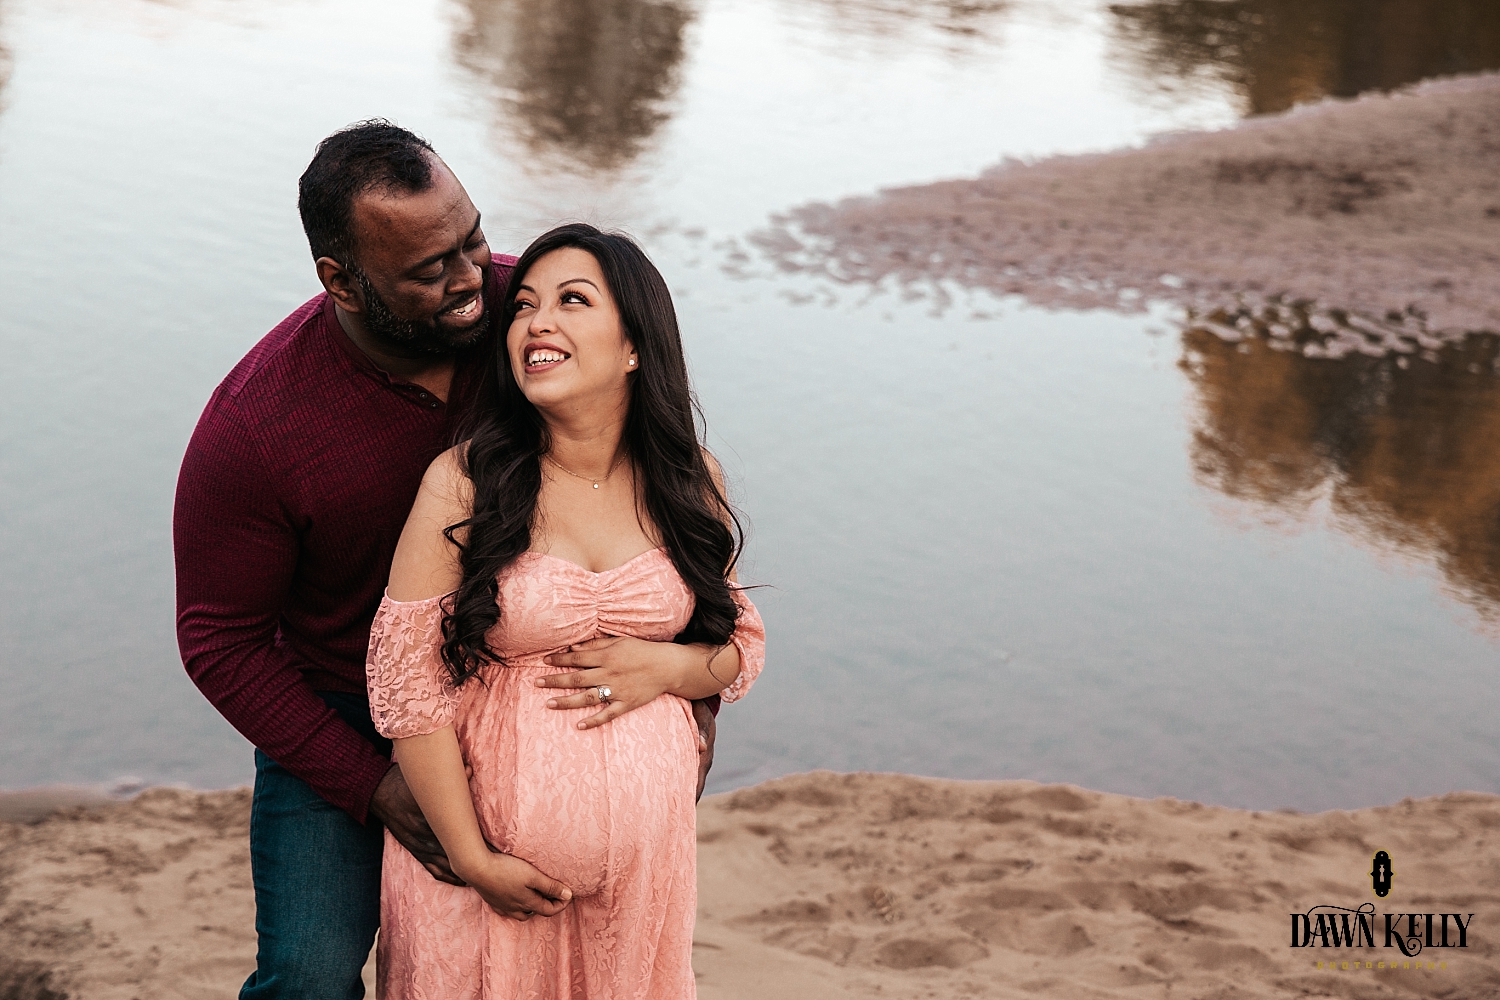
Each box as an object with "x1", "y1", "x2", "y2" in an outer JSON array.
[{"x1": 1, "y1": 0, "x2": 1497, "y2": 810}]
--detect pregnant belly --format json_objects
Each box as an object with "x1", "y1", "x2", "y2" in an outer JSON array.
[{"x1": 458, "y1": 670, "x2": 699, "y2": 898}]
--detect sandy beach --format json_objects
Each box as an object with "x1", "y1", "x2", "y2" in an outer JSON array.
[
  {"x1": 2, "y1": 774, "x2": 1497, "y2": 999},
  {"x1": 752, "y1": 73, "x2": 1500, "y2": 351}
]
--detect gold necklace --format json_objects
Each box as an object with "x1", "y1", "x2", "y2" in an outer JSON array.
[{"x1": 545, "y1": 453, "x2": 626, "y2": 490}]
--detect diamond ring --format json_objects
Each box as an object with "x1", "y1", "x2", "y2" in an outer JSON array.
[{"x1": 596, "y1": 685, "x2": 612, "y2": 703}]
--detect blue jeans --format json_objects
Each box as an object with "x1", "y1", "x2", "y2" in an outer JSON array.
[{"x1": 240, "y1": 692, "x2": 390, "y2": 1000}]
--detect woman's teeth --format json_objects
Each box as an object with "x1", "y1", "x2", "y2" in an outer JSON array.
[{"x1": 527, "y1": 350, "x2": 568, "y2": 367}]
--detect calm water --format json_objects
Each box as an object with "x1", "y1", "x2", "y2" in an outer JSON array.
[{"x1": 1, "y1": 0, "x2": 1496, "y2": 810}]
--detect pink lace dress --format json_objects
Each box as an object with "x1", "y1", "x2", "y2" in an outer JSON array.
[{"x1": 365, "y1": 548, "x2": 764, "y2": 1000}]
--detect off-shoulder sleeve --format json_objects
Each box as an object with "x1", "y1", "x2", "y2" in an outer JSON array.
[
  {"x1": 366, "y1": 593, "x2": 461, "y2": 738},
  {"x1": 719, "y1": 589, "x2": 765, "y2": 704}
]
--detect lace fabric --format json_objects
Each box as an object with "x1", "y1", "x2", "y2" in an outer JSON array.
[
  {"x1": 366, "y1": 594, "x2": 459, "y2": 739},
  {"x1": 366, "y1": 554, "x2": 766, "y2": 740},
  {"x1": 722, "y1": 588, "x2": 764, "y2": 704},
  {"x1": 365, "y1": 549, "x2": 764, "y2": 999}
]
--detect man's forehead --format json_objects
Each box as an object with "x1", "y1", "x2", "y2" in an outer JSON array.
[{"x1": 350, "y1": 164, "x2": 475, "y2": 260}]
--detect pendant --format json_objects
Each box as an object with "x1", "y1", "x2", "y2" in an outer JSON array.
[{"x1": 593, "y1": 483, "x2": 600, "y2": 489}]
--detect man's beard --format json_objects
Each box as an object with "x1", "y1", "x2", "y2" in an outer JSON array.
[{"x1": 354, "y1": 268, "x2": 491, "y2": 357}]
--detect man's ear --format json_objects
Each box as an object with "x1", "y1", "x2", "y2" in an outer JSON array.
[{"x1": 316, "y1": 256, "x2": 363, "y2": 314}]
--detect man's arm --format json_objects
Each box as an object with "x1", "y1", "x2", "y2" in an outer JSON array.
[{"x1": 173, "y1": 396, "x2": 392, "y2": 822}]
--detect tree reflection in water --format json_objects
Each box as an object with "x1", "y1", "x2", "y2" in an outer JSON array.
[
  {"x1": 1109, "y1": 0, "x2": 1500, "y2": 115},
  {"x1": 453, "y1": 0, "x2": 693, "y2": 173},
  {"x1": 0, "y1": 8, "x2": 11, "y2": 110},
  {"x1": 783, "y1": 0, "x2": 1015, "y2": 54},
  {"x1": 1181, "y1": 316, "x2": 1500, "y2": 625}
]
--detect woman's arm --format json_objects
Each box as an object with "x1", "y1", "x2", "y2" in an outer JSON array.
[
  {"x1": 385, "y1": 447, "x2": 572, "y2": 919},
  {"x1": 394, "y1": 728, "x2": 571, "y2": 920}
]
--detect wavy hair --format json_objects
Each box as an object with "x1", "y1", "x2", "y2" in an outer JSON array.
[{"x1": 440, "y1": 223, "x2": 742, "y2": 684}]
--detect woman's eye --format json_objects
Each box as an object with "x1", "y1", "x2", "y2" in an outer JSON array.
[
  {"x1": 561, "y1": 291, "x2": 588, "y2": 305},
  {"x1": 513, "y1": 300, "x2": 534, "y2": 311}
]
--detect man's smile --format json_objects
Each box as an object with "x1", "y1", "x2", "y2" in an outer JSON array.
[{"x1": 441, "y1": 293, "x2": 483, "y2": 325}]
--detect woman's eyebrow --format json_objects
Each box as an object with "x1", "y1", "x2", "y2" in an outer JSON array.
[
  {"x1": 514, "y1": 283, "x2": 536, "y2": 295},
  {"x1": 557, "y1": 278, "x2": 601, "y2": 292}
]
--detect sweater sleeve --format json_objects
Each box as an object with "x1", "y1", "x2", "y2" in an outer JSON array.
[{"x1": 173, "y1": 393, "x2": 392, "y2": 822}]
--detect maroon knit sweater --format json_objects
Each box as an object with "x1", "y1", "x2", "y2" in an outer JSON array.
[{"x1": 174, "y1": 255, "x2": 515, "y2": 822}]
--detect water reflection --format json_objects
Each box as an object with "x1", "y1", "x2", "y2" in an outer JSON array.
[
  {"x1": 1109, "y1": 0, "x2": 1500, "y2": 115},
  {"x1": 1181, "y1": 315, "x2": 1500, "y2": 624},
  {"x1": 0, "y1": 9, "x2": 10, "y2": 109},
  {"x1": 453, "y1": 0, "x2": 693, "y2": 173},
  {"x1": 783, "y1": 0, "x2": 1015, "y2": 54}
]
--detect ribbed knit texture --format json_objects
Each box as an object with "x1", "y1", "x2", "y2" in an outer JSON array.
[{"x1": 174, "y1": 256, "x2": 515, "y2": 822}]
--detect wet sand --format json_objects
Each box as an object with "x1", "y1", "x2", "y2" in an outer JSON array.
[
  {"x1": 753, "y1": 73, "x2": 1500, "y2": 348},
  {"x1": 2, "y1": 775, "x2": 1497, "y2": 999}
]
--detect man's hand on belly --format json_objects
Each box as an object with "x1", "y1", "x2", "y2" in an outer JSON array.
[
  {"x1": 369, "y1": 763, "x2": 467, "y2": 886},
  {"x1": 692, "y1": 699, "x2": 716, "y2": 802}
]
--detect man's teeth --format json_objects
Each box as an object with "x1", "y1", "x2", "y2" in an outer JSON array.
[
  {"x1": 449, "y1": 297, "x2": 478, "y2": 317},
  {"x1": 527, "y1": 350, "x2": 567, "y2": 366}
]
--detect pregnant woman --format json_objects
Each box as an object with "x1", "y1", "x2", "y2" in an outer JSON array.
[{"x1": 366, "y1": 223, "x2": 763, "y2": 999}]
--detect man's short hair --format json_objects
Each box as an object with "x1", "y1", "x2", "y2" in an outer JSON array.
[{"x1": 298, "y1": 120, "x2": 437, "y2": 267}]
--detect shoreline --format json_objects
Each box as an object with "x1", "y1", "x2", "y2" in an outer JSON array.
[
  {"x1": 751, "y1": 73, "x2": 1500, "y2": 356},
  {"x1": 3, "y1": 773, "x2": 1497, "y2": 999},
  {"x1": 0, "y1": 786, "x2": 127, "y2": 825}
]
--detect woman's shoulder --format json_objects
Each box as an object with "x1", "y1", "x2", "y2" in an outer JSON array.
[
  {"x1": 388, "y1": 445, "x2": 473, "y2": 601},
  {"x1": 419, "y1": 443, "x2": 476, "y2": 514}
]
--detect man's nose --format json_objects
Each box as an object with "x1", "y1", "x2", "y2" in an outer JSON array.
[{"x1": 450, "y1": 255, "x2": 484, "y2": 294}]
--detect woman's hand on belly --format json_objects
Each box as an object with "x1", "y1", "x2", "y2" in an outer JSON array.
[
  {"x1": 455, "y1": 846, "x2": 573, "y2": 922},
  {"x1": 538, "y1": 634, "x2": 736, "y2": 730}
]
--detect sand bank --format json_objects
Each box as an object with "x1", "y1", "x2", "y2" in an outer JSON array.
[
  {"x1": 2, "y1": 773, "x2": 1497, "y2": 998},
  {"x1": 752, "y1": 74, "x2": 1500, "y2": 353}
]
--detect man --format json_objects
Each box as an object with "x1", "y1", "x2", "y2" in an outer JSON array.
[{"x1": 174, "y1": 120, "x2": 718, "y2": 999}]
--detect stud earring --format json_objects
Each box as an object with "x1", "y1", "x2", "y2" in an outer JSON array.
[{"x1": 628, "y1": 359, "x2": 636, "y2": 367}]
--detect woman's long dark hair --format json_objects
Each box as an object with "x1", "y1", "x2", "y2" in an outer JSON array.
[{"x1": 440, "y1": 223, "x2": 743, "y2": 685}]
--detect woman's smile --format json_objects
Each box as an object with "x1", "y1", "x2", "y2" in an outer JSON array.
[{"x1": 524, "y1": 342, "x2": 571, "y2": 371}]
